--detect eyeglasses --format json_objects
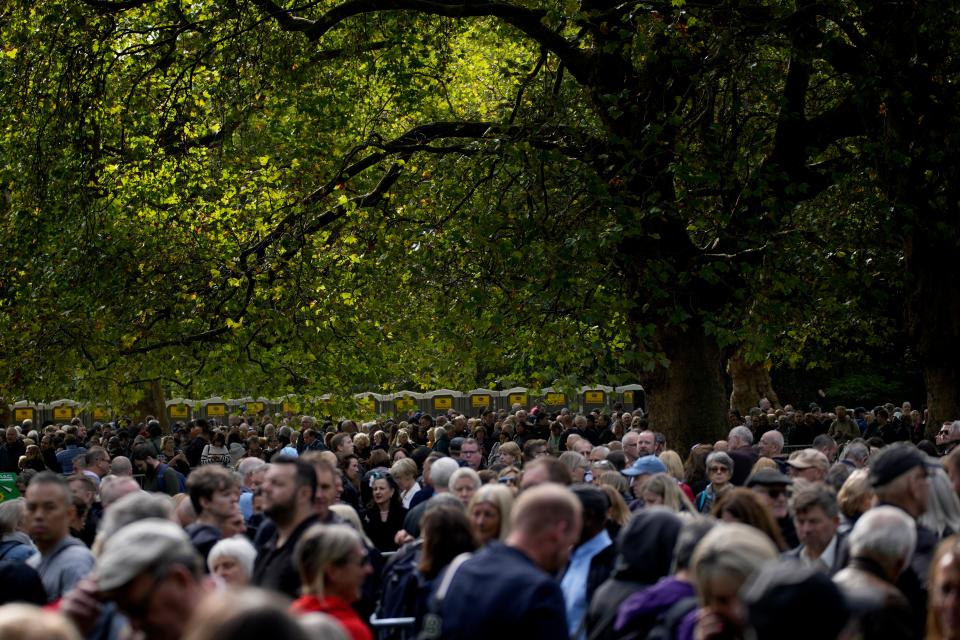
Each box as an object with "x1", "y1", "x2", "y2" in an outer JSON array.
[
  {"x1": 498, "y1": 477, "x2": 516, "y2": 485},
  {"x1": 762, "y1": 488, "x2": 790, "y2": 499},
  {"x1": 939, "y1": 430, "x2": 951, "y2": 436},
  {"x1": 708, "y1": 466, "x2": 730, "y2": 474}
]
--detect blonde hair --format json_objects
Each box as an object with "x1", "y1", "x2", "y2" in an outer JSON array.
[
  {"x1": 0, "y1": 604, "x2": 81, "y2": 640},
  {"x1": 658, "y1": 450, "x2": 685, "y2": 482},
  {"x1": 838, "y1": 468, "x2": 874, "y2": 520},
  {"x1": 690, "y1": 523, "x2": 778, "y2": 605},
  {"x1": 294, "y1": 524, "x2": 363, "y2": 596},
  {"x1": 329, "y1": 504, "x2": 373, "y2": 547},
  {"x1": 600, "y1": 470, "x2": 629, "y2": 494},
  {"x1": 751, "y1": 457, "x2": 778, "y2": 474},
  {"x1": 390, "y1": 458, "x2": 418, "y2": 482},
  {"x1": 468, "y1": 484, "x2": 515, "y2": 541},
  {"x1": 599, "y1": 484, "x2": 630, "y2": 526},
  {"x1": 642, "y1": 473, "x2": 695, "y2": 512}
]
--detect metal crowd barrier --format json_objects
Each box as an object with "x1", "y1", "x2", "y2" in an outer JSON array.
[{"x1": 369, "y1": 613, "x2": 417, "y2": 640}]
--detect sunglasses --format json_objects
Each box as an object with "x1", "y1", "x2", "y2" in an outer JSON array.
[
  {"x1": 709, "y1": 466, "x2": 730, "y2": 474},
  {"x1": 498, "y1": 477, "x2": 517, "y2": 485},
  {"x1": 763, "y1": 488, "x2": 790, "y2": 499},
  {"x1": 939, "y1": 430, "x2": 951, "y2": 436}
]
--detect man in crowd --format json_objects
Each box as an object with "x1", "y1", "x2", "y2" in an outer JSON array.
[
  {"x1": 747, "y1": 468, "x2": 798, "y2": 548},
  {"x1": 786, "y1": 448, "x2": 830, "y2": 483},
  {"x1": 727, "y1": 425, "x2": 759, "y2": 485},
  {"x1": 420, "y1": 484, "x2": 581, "y2": 640},
  {"x1": 131, "y1": 444, "x2": 182, "y2": 496},
  {"x1": 621, "y1": 432, "x2": 641, "y2": 467},
  {"x1": 784, "y1": 483, "x2": 847, "y2": 575},
  {"x1": 833, "y1": 506, "x2": 916, "y2": 639},
  {"x1": 561, "y1": 486, "x2": 614, "y2": 640},
  {"x1": 56, "y1": 433, "x2": 88, "y2": 475},
  {"x1": 252, "y1": 458, "x2": 319, "y2": 597},
  {"x1": 25, "y1": 472, "x2": 95, "y2": 600},
  {"x1": 94, "y1": 519, "x2": 208, "y2": 640},
  {"x1": 0, "y1": 426, "x2": 26, "y2": 473},
  {"x1": 460, "y1": 438, "x2": 484, "y2": 471},
  {"x1": 185, "y1": 465, "x2": 241, "y2": 564}
]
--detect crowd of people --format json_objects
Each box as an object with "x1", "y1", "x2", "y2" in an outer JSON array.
[{"x1": 0, "y1": 399, "x2": 958, "y2": 640}]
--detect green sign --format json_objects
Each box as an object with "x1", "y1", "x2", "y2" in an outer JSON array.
[{"x1": 0, "y1": 473, "x2": 20, "y2": 503}]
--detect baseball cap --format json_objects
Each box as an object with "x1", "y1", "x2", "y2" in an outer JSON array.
[
  {"x1": 94, "y1": 519, "x2": 196, "y2": 592},
  {"x1": 746, "y1": 468, "x2": 793, "y2": 487},
  {"x1": 786, "y1": 449, "x2": 829, "y2": 471},
  {"x1": 869, "y1": 443, "x2": 936, "y2": 488},
  {"x1": 622, "y1": 454, "x2": 668, "y2": 477}
]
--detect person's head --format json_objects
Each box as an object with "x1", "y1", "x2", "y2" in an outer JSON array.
[
  {"x1": 656, "y1": 450, "x2": 684, "y2": 482},
  {"x1": 745, "y1": 468, "x2": 793, "y2": 519},
  {"x1": 68, "y1": 474, "x2": 98, "y2": 507},
  {"x1": 571, "y1": 484, "x2": 609, "y2": 543},
  {"x1": 621, "y1": 431, "x2": 640, "y2": 462},
  {"x1": 0, "y1": 604, "x2": 81, "y2": 640},
  {"x1": 368, "y1": 470, "x2": 401, "y2": 509},
  {"x1": 300, "y1": 455, "x2": 338, "y2": 518},
  {"x1": 507, "y1": 484, "x2": 582, "y2": 573},
  {"x1": 786, "y1": 448, "x2": 830, "y2": 483},
  {"x1": 85, "y1": 448, "x2": 111, "y2": 478},
  {"x1": 182, "y1": 588, "x2": 317, "y2": 640},
  {"x1": 207, "y1": 536, "x2": 257, "y2": 587},
  {"x1": 705, "y1": 451, "x2": 734, "y2": 488},
  {"x1": 713, "y1": 488, "x2": 786, "y2": 551},
  {"x1": 5, "y1": 427, "x2": 19, "y2": 445},
  {"x1": 295, "y1": 524, "x2": 371, "y2": 603},
  {"x1": 636, "y1": 430, "x2": 656, "y2": 456},
  {"x1": 497, "y1": 441, "x2": 521, "y2": 467},
  {"x1": 449, "y1": 467, "x2": 482, "y2": 506},
  {"x1": 921, "y1": 465, "x2": 960, "y2": 539},
  {"x1": 187, "y1": 465, "x2": 240, "y2": 523},
  {"x1": 458, "y1": 438, "x2": 482, "y2": 470},
  {"x1": 641, "y1": 473, "x2": 692, "y2": 512},
  {"x1": 929, "y1": 535, "x2": 960, "y2": 640},
  {"x1": 110, "y1": 456, "x2": 133, "y2": 477},
  {"x1": 261, "y1": 459, "x2": 317, "y2": 527},
  {"x1": 812, "y1": 434, "x2": 838, "y2": 462},
  {"x1": 94, "y1": 519, "x2": 203, "y2": 640},
  {"x1": 689, "y1": 523, "x2": 778, "y2": 631},
  {"x1": 390, "y1": 457, "x2": 418, "y2": 491},
  {"x1": 757, "y1": 431, "x2": 784, "y2": 458},
  {"x1": 520, "y1": 456, "x2": 573, "y2": 491},
  {"x1": 0, "y1": 497, "x2": 28, "y2": 536},
  {"x1": 790, "y1": 483, "x2": 840, "y2": 556},
  {"x1": 847, "y1": 506, "x2": 916, "y2": 582},
  {"x1": 840, "y1": 440, "x2": 870, "y2": 468},
  {"x1": 870, "y1": 443, "x2": 933, "y2": 518},
  {"x1": 522, "y1": 438, "x2": 549, "y2": 462},
  {"x1": 727, "y1": 426, "x2": 754, "y2": 449},
  {"x1": 238, "y1": 457, "x2": 267, "y2": 487},
  {"x1": 131, "y1": 444, "x2": 161, "y2": 473},
  {"x1": 427, "y1": 456, "x2": 458, "y2": 493},
  {"x1": 468, "y1": 483, "x2": 514, "y2": 545},
  {"x1": 419, "y1": 503, "x2": 478, "y2": 579},
  {"x1": 558, "y1": 451, "x2": 590, "y2": 483},
  {"x1": 25, "y1": 472, "x2": 74, "y2": 552}
]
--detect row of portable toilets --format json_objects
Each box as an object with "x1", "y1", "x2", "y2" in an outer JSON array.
[{"x1": 7, "y1": 385, "x2": 645, "y2": 428}]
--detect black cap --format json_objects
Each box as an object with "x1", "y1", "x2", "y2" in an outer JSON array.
[
  {"x1": 746, "y1": 468, "x2": 793, "y2": 487},
  {"x1": 869, "y1": 443, "x2": 934, "y2": 488}
]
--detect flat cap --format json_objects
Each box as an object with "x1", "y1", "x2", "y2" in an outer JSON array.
[
  {"x1": 94, "y1": 519, "x2": 196, "y2": 592},
  {"x1": 746, "y1": 468, "x2": 793, "y2": 487},
  {"x1": 786, "y1": 449, "x2": 829, "y2": 471}
]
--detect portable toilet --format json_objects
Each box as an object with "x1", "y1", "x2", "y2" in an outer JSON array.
[
  {"x1": 465, "y1": 388, "x2": 496, "y2": 416},
  {"x1": 615, "y1": 384, "x2": 646, "y2": 411},
  {"x1": 580, "y1": 385, "x2": 613, "y2": 412}
]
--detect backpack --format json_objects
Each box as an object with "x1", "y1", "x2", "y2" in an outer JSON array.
[
  {"x1": 156, "y1": 462, "x2": 188, "y2": 494},
  {"x1": 377, "y1": 539, "x2": 424, "y2": 620}
]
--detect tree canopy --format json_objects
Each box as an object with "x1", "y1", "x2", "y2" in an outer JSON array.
[{"x1": 1, "y1": 0, "x2": 958, "y2": 443}]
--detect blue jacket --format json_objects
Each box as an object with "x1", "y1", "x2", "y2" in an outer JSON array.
[{"x1": 423, "y1": 543, "x2": 568, "y2": 640}]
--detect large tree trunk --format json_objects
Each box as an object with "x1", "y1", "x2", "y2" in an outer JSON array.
[
  {"x1": 131, "y1": 379, "x2": 168, "y2": 430},
  {"x1": 906, "y1": 231, "x2": 960, "y2": 436},
  {"x1": 638, "y1": 322, "x2": 728, "y2": 452},
  {"x1": 728, "y1": 353, "x2": 781, "y2": 415}
]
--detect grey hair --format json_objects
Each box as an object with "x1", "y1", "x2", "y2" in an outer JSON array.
[
  {"x1": 841, "y1": 441, "x2": 870, "y2": 466},
  {"x1": 760, "y1": 430, "x2": 784, "y2": 450},
  {"x1": 729, "y1": 426, "x2": 753, "y2": 446},
  {"x1": 430, "y1": 457, "x2": 460, "y2": 489},
  {"x1": 705, "y1": 451, "x2": 734, "y2": 471},
  {"x1": 920, "y1": 466, "x2": 960, "y2": 538},
  {"x1": 0, "y1": 498, "x2": 26, "y2": 535},
  {"x1": 848, "y1": 506, "x2": 916, "y2": 567},
  {"x1": 448, "y1": 467, "x2": 482, "y2": 491},
  {"x1": 98, "y1": 491, "x2": 174, "y2": 541},
  {"x1": 207, "y1": 535, "x2": 258, "y2": 578},
  {"x1": 238, "y1": 457, "x2": 266, "y2": 478},
  {"x1": 790, "y1": 482, "x2": 840, "y2": 519}
]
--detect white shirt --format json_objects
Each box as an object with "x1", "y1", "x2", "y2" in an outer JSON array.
[
  {"x1": 401, "y1": 481, "x2": 422, "y2": 509},
  {"x1": 801, "y1": 533, "x2": 838, "y2": 573}
]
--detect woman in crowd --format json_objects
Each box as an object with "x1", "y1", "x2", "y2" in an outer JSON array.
[
  {"x1": 467, "y1": 484, "x2": 513, "y2": 546},
  {"x1": 19, "y1": 445, "x2": 46, "y2": 472},
  {"x1": 449, "y1": 467, "x2": 482, "y2": 507},
  {"x1": 929, "y1": 534, "x2": 960, "y2": 640},
  {"x1": 291, "y1": 524, "x2": 373, "y2": 640},
  {"x1": 390, "y1": 458, "x2": 421, "y2": 509},
  {"x1": 681, "y1": 522, "x2": 779, "y2": 640},
  {"x1": 838, "y1": 468, "x2": 874, "y2": 534},
  {"x1": 493, "y1": 441, "x2": 522, "y2": 469},
  {"x1": 712, "y1": 488, "x2": 787, "y2": 551},
  {"x1": 695, "y1": 451, "x2": 734, "y2": 514},
  {"x1": 352, "y1": 433, "x2": 371, "y2": 462},
  {"x1": 497, "y1": 466, "x2": 521, "y2": 493},
  {"x1": 684, "y1": 444, "x2": 713, "y2": 496},
  {"x1": 361, "y1": 471, "x2": 407, "y2": 552},
  {"x1": 207, "y1": 536, "x2": 258, "y2": 587},
  {"x1": 659, "y1": 450, "x2": 695, "y2": 501},
  {"x1": 922, "y1": 466, "x2": 960, "y2": 539},
  {"x1": 0, "y1": 499, "x2": 36, "y2": 563},
  {"x1": 641, "y1": 473, "x2": 695, "y2": 513},
  {"x1": 200, "y1": 431, "x2": 232, "y2": 466},
  {"x1": 413, "y1": 504, "x2": 479, "y2": 625},
  {"x1": 559, "y1": 451, "x2": 590, "y2": 483}
]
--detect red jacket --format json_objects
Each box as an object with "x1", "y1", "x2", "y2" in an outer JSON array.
[{"x1": 290, "y1": 594, "x2": 372, "y2": 640}]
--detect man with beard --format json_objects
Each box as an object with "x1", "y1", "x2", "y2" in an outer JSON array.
[{"x1": 251, "y1": 458, "x2": 319, "y2": 597}]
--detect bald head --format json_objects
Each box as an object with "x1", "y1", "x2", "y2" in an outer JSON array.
[{"x1": 511, "y1": 483, "x2": 581, "y2": 539}]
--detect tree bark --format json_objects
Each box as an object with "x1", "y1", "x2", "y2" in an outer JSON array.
[
  {"x1": 728, "y1": 353, "x2": 781, "y2": 415},
  {"x1": 131, "y1": 379, "x2": 169, "y2": 430},
  {"x1": 638, "y1": 321, "x2": 728, "y2": 452}
]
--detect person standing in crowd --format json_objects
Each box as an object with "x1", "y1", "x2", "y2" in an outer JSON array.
[
  {"x1": 726, "y1": 426, "x2": 759, "y2": 486},
  {"x1": 207, "y1": 536, "x2": 258, "y2": 587},
  {"x1": 0, "y1": 427, "x2": 27, "y2": 473},
  {"x1": 185, "y1": 465, "x2": 241, "y2": 565},
  {"x1": 362, "y1": 471, "x2": 407, "y2": 552},
  {"x1": 290, "y1": 524, "x2": 373, "y2": 640},
  {"x1": 0, "y1": 498, "x2": 37, "y2": 563},
  {"x1": 93, "y1": 518, "x2": 208, "y2": 640},
  {"x1": 25, "y1": 472, "x2": 95, "y2": 600},
  {"x1": 833, "y1": 506, "x2": 916, "y2": 639},
  {"x1": 783, "y1": 483, "x2": 847, "y2": 574},
  {"x1": 696, "y1": 451, "x2": 734, "y2": 513},
  {"x1": 131, "y1": 444, "x2": 183, "y2": 496},
  {"x1": 55, "y1": 434, "x2": 87, "y2": 475},
  {"x1": 561, "y1": 485, "x2": 614, "y2": 640},
  {"x1": 419, "y1": 483, "x2": 580, "y2": 640},
  {"x1": 253, "y1": 458, "x2": 320, "y2": 598}
]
